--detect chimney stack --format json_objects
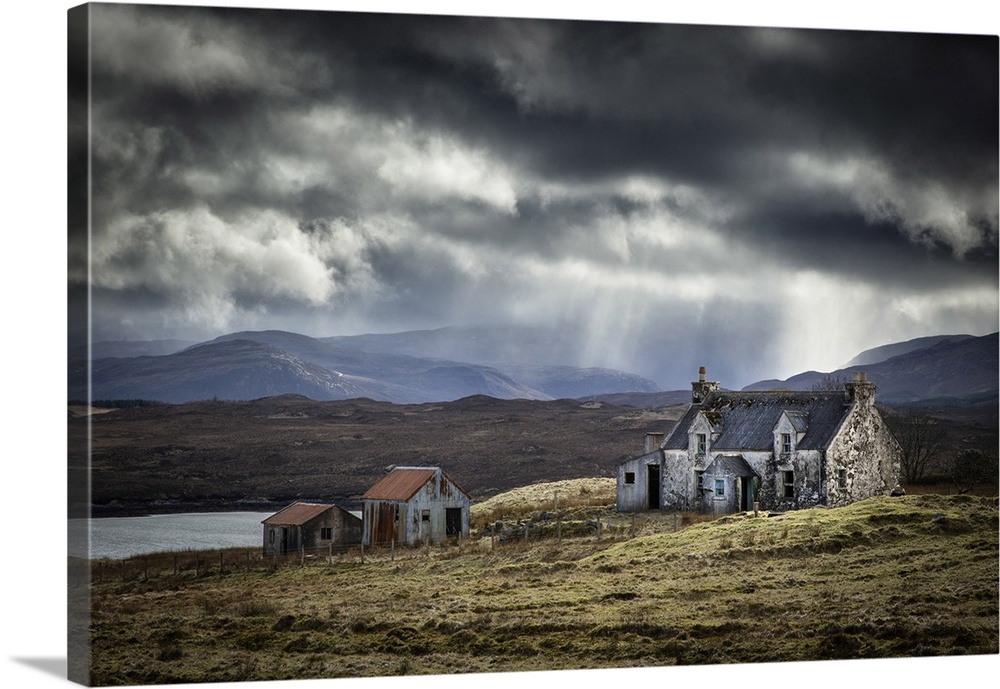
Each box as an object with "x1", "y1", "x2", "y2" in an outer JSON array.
[
  {"x1": 644, "y1": 432, "x2": 665, "y2": 454},
  {"x1": 845, "y1": 371, "x2": 875, "y2": 406},
  {"x1": 691, "y1": 366, "x2": 719, "y2": 404}
]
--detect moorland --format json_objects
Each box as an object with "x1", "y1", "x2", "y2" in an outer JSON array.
[
  {"x1": 72, "y1": 395, "x2": 996, "y2": 516},
  {"x1": 80, "y1": 489, "x2": 998, "y2": 685}
]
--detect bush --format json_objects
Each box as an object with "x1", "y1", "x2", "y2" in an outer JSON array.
[{"x1": 951, "y1": 449, "x2": 999, "y2": 494}]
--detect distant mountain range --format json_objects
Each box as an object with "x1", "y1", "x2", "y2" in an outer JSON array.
[
  {"x1": 69, "y1": 329, "x2": 658, "y2": 404},
  {"x1": 839, "y1": 334, "x2": 976, "y2": 368},
  {"x1": 68, "y1": 327, "x2": 997, "y2": 406},
  {"x1": 742, "y1": 332, "x2": 997, "y2": 406}
]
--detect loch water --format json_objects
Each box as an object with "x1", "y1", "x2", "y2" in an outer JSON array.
[{"x1": 68, "y1": 512, "x2": 272, "y2": 559}]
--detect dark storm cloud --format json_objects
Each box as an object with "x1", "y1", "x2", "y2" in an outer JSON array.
[{"x1": 76, "y1": 3, "x2": 997, "y2": 385}]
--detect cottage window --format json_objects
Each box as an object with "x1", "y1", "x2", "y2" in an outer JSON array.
[
  {"x1": 696, "y1": 433, "x2": 707, "y2": 455},
  {"x1": 838, "y1": 469, "x2": 848, "y2": 489},
  {"x1": 624, "y1": 471, "x2": 636, "y2": 485},
  {"x1": 696, "y1": 470, "x2": 705, "y2": 491},
  {"x1": 320, "y1": 527, "x2": 333, "y2": 540},
  {"x1": 781, "y1": 433, "x2": 792, "y2": 455},
  {"x1": 421, "y1": 510, "x2": 430, "y2": 522},
  {"x1": 269, "y1": 529, "x2": 275, "y2": 544},
  {"x1": 783, "y1": 470, "x2": 794, "y2": 498},
  {"x1": 714, "y1": 479, "x2": 725, "y2": 497}
]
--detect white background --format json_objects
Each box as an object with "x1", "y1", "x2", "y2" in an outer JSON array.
[{"x1": 2, "y1": 2, "x2": 997, "y2": 688}]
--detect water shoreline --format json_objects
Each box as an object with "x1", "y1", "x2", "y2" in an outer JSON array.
[
  {"x1": 70, "y1": 510, "x2": 281, "y2": 560},
  {"x1": 88, "y1": 497, "x2": 362, "y2": 519}
]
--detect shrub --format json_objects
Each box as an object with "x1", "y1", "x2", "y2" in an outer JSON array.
[{"x1": 951, "y1": 449, "x2": 999, "y2": 494}]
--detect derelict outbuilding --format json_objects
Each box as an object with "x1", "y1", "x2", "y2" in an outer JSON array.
[
  {"x1": 362, "y1": 466, "x2": 471, "y2": 546},
  {"x1": 262, "y1": 501, "x2": 362, "y2": 557}
]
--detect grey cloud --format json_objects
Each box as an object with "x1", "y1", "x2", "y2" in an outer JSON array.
[{"x1": 77, "y1": 5, "x2": 998, "y2": 383}]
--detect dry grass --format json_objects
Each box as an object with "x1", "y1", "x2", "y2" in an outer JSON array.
[
  {"x1": 86, "y1": 493, "x2": 998, "y2": 685},
  {"x1": 470, "y1": 477, "x2": 616, "y2": 527}
]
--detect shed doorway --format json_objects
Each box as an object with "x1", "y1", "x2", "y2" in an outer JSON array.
[
  {"x1": 647, "y1": 464, "x2": 660, "y2": 510},
  {"x1": 445, "y1": 508, "x2": 462, "y2": 536}
]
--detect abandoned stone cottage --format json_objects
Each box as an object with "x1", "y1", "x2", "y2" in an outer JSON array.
[{"x1": 617, "y1": 368, "x2": 902, "y2": 514}]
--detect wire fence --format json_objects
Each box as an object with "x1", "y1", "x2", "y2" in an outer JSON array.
[
  {"x1": 91, "y1": 541, "x2": 375, "y2": 583},
  {"x1": 87, "y1": 519, "x2": 640, "y2": 584}
]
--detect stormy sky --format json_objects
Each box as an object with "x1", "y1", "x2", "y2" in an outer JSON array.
[{"x1": 69, "y1": 1, "x2": 999, "y2": 388}]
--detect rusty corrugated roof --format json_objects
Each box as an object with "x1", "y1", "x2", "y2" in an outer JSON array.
[
  {"x1": 362, "y1": 468, "x2": 436, "y2": 501},
  {"x1": 261, "y1": 502, "x2": 333, "y2": 526}
]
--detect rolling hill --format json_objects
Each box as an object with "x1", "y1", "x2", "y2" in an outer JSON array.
[
  {"x1": 69, "y1": 329, "x2": 661, "y2": 405},
  {"x1": 743, "y1": 332, "x2": 998, "y2": 405},
  {"x1": 70, "y1": 328, "x2": 998, "y2": 406}
]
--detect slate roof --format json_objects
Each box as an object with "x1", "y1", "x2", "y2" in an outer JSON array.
[
  {"x1": 784, "y1": 411, "x2": 810, "y2": 433},
  {"x1": 662, "y1": 391, "x2": 851, "y2": 452},
  {"x1": 262, "y1": 502, "x2": 334, "y2": 526},
  {"x1": 704, "y1": 454, "x2": 758, "y2": 477}
]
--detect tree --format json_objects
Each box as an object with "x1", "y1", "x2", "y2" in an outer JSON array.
[
  {"x1": 951, "y1": 448, "x2": 999, "y2": 494},
  {"x1": 881, "y1": 408, "x2": 948, "y2": 485},
  {"x1": 810, "y1": 374, "x2": 848, "y2": 392}
]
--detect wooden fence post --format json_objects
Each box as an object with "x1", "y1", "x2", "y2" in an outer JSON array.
[
  {"x1": 360, "y1": 542, "x2": 365, "y2": 564},
  {"x1": 555, "y1": 491, "x2": 561, "y2": 542}
]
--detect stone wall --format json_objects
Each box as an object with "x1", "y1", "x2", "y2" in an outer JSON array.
[{"x1": 825, "y1": 401, "x2": 902, "y2": 507}]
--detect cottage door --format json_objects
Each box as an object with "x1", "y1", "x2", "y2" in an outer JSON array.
[
  {"x1": 740, "y1": 477, "x2": 756, "y2": 511},
  {"x1": 647, "y1": 464, "x2": 661, "y2": 510}
]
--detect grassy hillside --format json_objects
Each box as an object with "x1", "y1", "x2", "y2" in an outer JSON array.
[{"x1": 84, "y1": 493, "x2": 998, "y2": 685}]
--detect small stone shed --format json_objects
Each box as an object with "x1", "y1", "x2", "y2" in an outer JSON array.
[
  {"x1": 261, "y1": 501, "x2": 363, "y2": 557},
  {"x1": 617, "y1": 368, "x2": 902, "y2": 515},
  {"x1": 362, "y1": 466, "x2": 471, "y2": 546}
]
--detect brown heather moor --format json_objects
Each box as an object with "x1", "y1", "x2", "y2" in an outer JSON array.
[{"x1": 83, "y1": 490, "x2": 998, "y2": 685}]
